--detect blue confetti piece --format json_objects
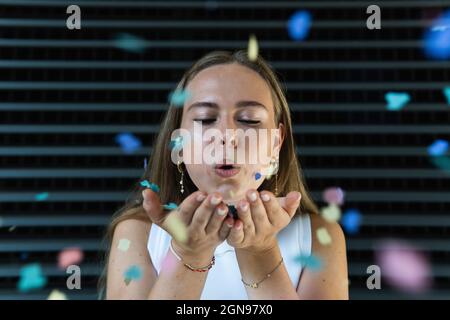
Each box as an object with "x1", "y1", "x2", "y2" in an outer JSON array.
[
  {"x1": 113, "y1": 33, "x2": 149, "y2": 54},
  {"x1": 424, "y1": 10, "x2": 450, "y2": 60},
  {"x1": 287, "y1": 11, "x2": 312, "y2": 41},
  {"x1": 17, "y1": 263, "x2": 47, "y2": 292},
  {"x1": 444, "y1": 87, "x2": 450, "y2": 105},
  {"x1": 140, "y1": 180, "x2": 160, "y2": 193},
  {"x1": 294, "y1": 254, "x2": 322, "y2": 271},
  {"x1": 428, "y1": 139, "x2": 449, "y2": 157},
  {"x1": 169, "y1": 136, "x2": 184, "y2": 150},
  {"x1": 124, "y1": 265, "x2": 142, "y2": 281},
  {"x1": 115, "y1": 132, "x2": 142, "y2": 154},
  {"x1": 144, "y1": 158, "x2": 148, "y2": 170},
  {"x1": 385, "y1": 92, "x2": 411, "y2": 111},
  {"x1": 169, "y1": 89, "x2": 191, "y2": 108},
  {"x1": 255, "y1": 172, "x2": 262, "y2": 180},
  {"x1": 163, "y1": 202, "x2": 178, "y2": 210},
  {"x1": 35, "y1": 192, "x2": 49, "y2": 201},
  {"x1": 341, "y1": 209, "x2": 362, "y2": 235}
]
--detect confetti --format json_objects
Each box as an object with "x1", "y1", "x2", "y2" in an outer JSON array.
[
  {"x1": 113, "y1": 32, "x2": 149, "y2": 54},
  {"x1": 165, "y1": 214, "x2": 188, "y2": 243},
  {"x1": 124, "y1": 265, "x2": 142, "y2": 285},
  {"x1": 375, "y1": 240, "x2": 432, "y2": 293},
  {"x1": 228, "y1": 189, "x2": 235, "y2": 198},
  {"x1": 424, "y1": 10, "x2": 450, "y2": 60},
  {"x1": 169, "y1": 136, "x2": 184, "y2": 150},
  {"x1": 444, "y1": 87, "x2": 450, "y2": 105},
  {"x1": 428, "y1": 139, "x2": 449, "y2": 157},
  {"x1": 294, "y1": 254, "x2": 322, "y2": 271},
  {"x1": 140, "y1": 180, "x2": 160, "y2": 193},
  {"x1": 115, "y1": 132, "x2": 142, "y2": 154},
  {"x1": 254, "y1": 172, "x2": 262, "y2": 180},
  {"x1": 57, "y1": 247, "x2": 84, "y2": 270},
  {"x1": 35, "y1": 192, "x2": 49, "y2": 201},
  {"x1": 17, "y1": 263, "x2": 47, "y2": 292},
  {"x1": 163, "y1": 202, "x2": 178, "y2": 211},
  {"x1": 385, "y1": 92, "x2": 411, "y2": 111},
  {"x1": 320, "y1": 204, "x2": 341, "y2": 223},
  {"x1": 322, "y1": 187, "x2": 345, "y2": 206},
  {"x1": 8, "y1": 225, "x2": 16, "y2": 232},
  {"x1": 341, "y1": 209, "x2": 362, "y2": 235},
  {"x1": 47, "y1": 289, "x2": 67, "y2": 300},
  {"x1": 287, "y1": 10, "x2": 312, "y2": 41},
  {"x1": 248, "y1": 34, "x2": 258, "y2": 61},
  {"x1": 144, "y1": 158, "x2": 148, "y2": 170},
  {"x1": 118, "y1": 239, "x2": 131, "y2": 252},
  {"x1": 316, "y1": 227, "x2": 332, "y2": 246},
  {"x1": 169, "y1": 89, "x2": 191, "y2": 108}
]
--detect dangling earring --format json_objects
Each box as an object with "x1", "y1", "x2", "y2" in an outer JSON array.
[
  {"x1": 269, "y1": 157, "x2": 279, "y2": 196},
  {"x1": 177, "y1": 160, "x2": 184, "y2": 194}
]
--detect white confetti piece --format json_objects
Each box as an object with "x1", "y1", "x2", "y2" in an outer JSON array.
[
  {"x1": 165, "y1": 214, "x2": 188, "y2": 244},
  {"x1": 47, "y1": 289, "x2": 67, "y2": 300},
  {"x1": 248, "y1": 34, "x2": 258, "y2": 61},
  {"x1": 320, "y1": 204, "x2": 341, "y2": 223},
  {"x1": 118, "y1": 239, "x2": 131, "y2": 252},
  {"x1": 316, "y1": 227, "x2": 332, "y2": 246}
]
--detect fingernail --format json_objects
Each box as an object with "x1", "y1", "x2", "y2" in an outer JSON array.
[
  {"x1": 142, "y1": 190, "x2": 147, "y2": 200},
  {"x1": 248, "y1": 192, "x2": 257, "y2": 202},
  {"x1": 261, "y1": 193, "x2": 270, "y2": 202},
  {"x1": 211, "y1": 195, "x2": 222, "y2": 205},
  {"x1": 196, "y1": 193, "x2": 206, "y2": 202},
  {"x1": 240, "y1": 201, "x2": 249, "y2": 212},
  {"x1": 216, "y1": 207, "x2": 227, "y2": 216},
  {"x1": 227, "y1": 222, "x2": 234, "y2": 228},
  {"x1": 294, "y1": 192, "x2": 302, "y2": 202},
  {"x1": 236, "y1": 223, "x2": 243, "y2": 230}
]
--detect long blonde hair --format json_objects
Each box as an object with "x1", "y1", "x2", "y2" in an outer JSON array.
[{"x1": 98, "y1": 50, "x2": 319, "y2": 298}]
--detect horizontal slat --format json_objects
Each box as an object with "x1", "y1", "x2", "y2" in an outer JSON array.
[
  {"x1": 0, "y1": 264, "x2": 101, "y2": 277},
  {"x1": 0, "y1": 169, "x2": 447, "y2": 179},
  {"x1": 1, "y1": 213, "x2": 449, "y2": 228},
  {"x1": 0, "y1": 103, "x2": 448, "y2": 112},
  {"x1": 2, "y1": 237, "x2": 450, "y2": 253},
  {"x1": 0, "y1": 146, "x2": 433, "y2": 156},
  {"x1": 347, "y1": 239, "x2": 450, "y2": 252},
  {"x1": 1, "y1": 124, "x2": 449, "y2": 133},
  {"x1": 0, "y1": 18, "x2": 435, "y2": 29},
  {"x1": 0, "y1": 192, "x2": 449, "y2": 203},
  {"x1": 0, "y1": 39, "x2": 423, "y2": 48},
  {"x1": 0, "y1": 214, "x2": 109, "y2": 227},
  {"x1": 2, "y1": 60, "x2": 449, "y2": 70},
  {"x1": 0, "y1": 81, "x2": 447, "y2": 90},
  {"x1": 0, "y1": 1, "x2": 446, "y2": 8}
]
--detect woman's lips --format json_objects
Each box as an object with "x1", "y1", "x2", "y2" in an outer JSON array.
[{"x1": 214, "y1": 167, "x2": 241, "y2": 178}]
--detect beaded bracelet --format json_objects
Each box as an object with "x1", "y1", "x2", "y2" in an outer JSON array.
[
  {"x1": 241, "y1": 258, "x2": 284, "y2": 289},
  {"x1": 169, "y1": 240, "x2": 215, "y2": 272}
]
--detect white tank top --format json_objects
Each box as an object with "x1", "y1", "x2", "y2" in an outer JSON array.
[{"x1": 147, "y1": 213, "x2": 312, "y2": 300}]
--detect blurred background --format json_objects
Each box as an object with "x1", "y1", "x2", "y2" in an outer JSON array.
[{"x1": 0, "y1": 0, "x2": 449, "y2": 300}]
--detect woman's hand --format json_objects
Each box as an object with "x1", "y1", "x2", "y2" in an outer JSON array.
[
  {"x1": 227, "y1": 190, "x2": 302, "y2": 253},
  {"x1": 142, "y1": 189, "x2": 234, "y2": 262}
]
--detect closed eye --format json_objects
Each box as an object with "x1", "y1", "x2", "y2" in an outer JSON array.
[
  {"x1": 193, "y1": 118, "x2": 216, "y2": 125},
  {"x1": 239, "y1": 120, "x2": 261, "y2": 125}
]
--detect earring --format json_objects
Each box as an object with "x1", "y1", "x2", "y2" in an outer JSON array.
[
  {"x1": 177, "y1": 160, "x2": 184, "y2": 194},
  {"x1": 269, "y1": 158, "x2": 279, "y2": 196}
]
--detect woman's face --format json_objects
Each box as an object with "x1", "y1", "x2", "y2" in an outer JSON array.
[{"x1": 179, "y1": 63, "x2": 284, "y2": 204}]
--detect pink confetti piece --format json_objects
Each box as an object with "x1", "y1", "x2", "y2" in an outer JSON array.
[
  {"x1": 322, "y1": 187, "x2": 345, "y2": 206},
  {"x1": 58, "y1": 247, "x2": 84, "y2": 270},
  {"x1": 375, "y1": 240, "x2": 432, "y2": 294}
]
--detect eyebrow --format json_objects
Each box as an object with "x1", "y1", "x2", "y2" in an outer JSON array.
[{"x1": 187, "y1": 100, "x2": 268, "y2": 112}]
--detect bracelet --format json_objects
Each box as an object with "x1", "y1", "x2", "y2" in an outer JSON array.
[
  {"x1": 169, "y1": 240, "x2": 215, "y2": 272},
  {"x1": 241, "y1": 257, "x2": 284, "y2": 289}
]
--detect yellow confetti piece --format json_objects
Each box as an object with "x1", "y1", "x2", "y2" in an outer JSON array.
[
  {"x1": 248, "y1": 34, "x2": 258, "y2": 61},
  {"x1": 229, "y1": 189, "x2": 235, "y2": 198},
  {"x1": 118, "y1": 238, "x2": 131, "y2": 252},
  {"x1": 320, "y1": 204, "x2": 341, "y2": 223},
  {"x1": 316, "y1": 227, "x2": 332, "y2": 246},
  {"x1": 47, "y1": 289, "x2": 67, "y2": 300},
  {"x1": 165, "y1": 214, "x2": 188, "y2": 243}
]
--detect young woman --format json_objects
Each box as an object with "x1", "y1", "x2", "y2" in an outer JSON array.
[{"x1": 100, "y1": 50, "x2": 348, "y2": 300}]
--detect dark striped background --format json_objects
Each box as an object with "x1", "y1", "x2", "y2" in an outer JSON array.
[{"x1": 0, "y1": 0, "x2": 449, "y2": 299}]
